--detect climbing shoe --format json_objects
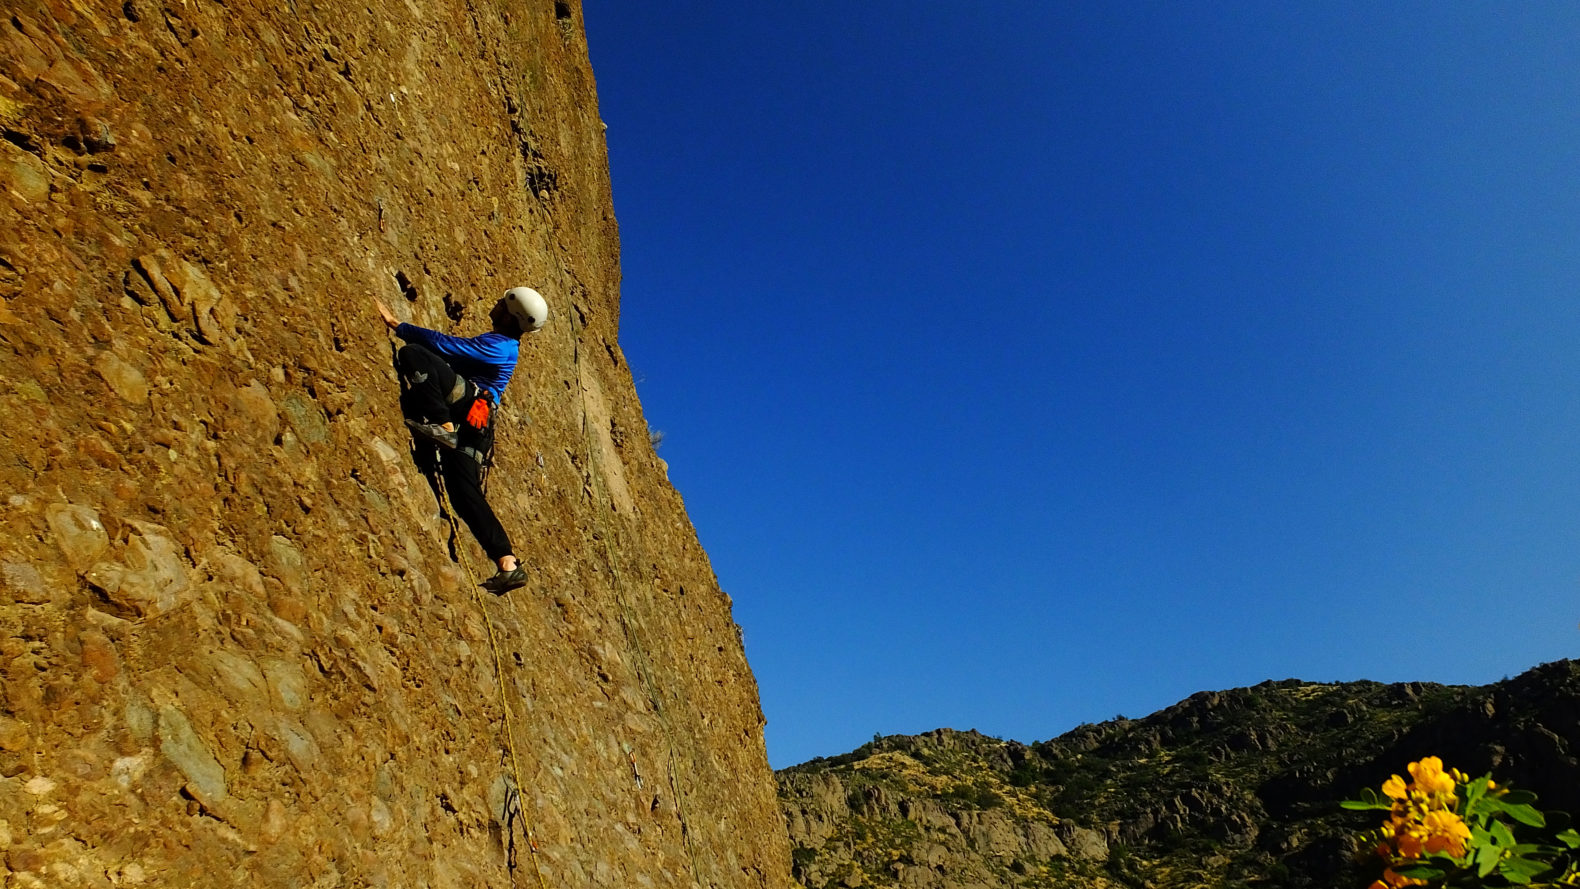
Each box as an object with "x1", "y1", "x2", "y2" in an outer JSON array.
[
  {"x1": 405, "y1": 419, "x2": 458, "y2": 449},
  {"x1": 481, "y1": 564, "x2": 528, "y2": 595}
]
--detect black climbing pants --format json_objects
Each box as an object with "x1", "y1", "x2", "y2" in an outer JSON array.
[{"x1": 395, "y1": 343, "x2": 514, "y2": 563}]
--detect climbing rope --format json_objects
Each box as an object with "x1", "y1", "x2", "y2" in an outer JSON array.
[
  {"x1": 392, "y1": 307, "x2": 708, "y2": 885},
  {"x1": 431, "y1": 463, "x2": 550, "y2": 889},
  {"x1": 568, "y1": 315, "x2": 707, "y2": 885}
]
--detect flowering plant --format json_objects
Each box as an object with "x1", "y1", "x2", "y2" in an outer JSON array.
[{"x1": 1345, "y1": 757, "x2": 1580, "y2": 887}]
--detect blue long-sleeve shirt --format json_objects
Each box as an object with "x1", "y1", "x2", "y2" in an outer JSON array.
[{"x1": 395, "y1": 322, "x2": 518, "y2": 404}]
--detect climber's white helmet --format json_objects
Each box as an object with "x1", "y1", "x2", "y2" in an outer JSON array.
[{"x1": 502, "y1": 286, "x2": 549, "y2": 333}]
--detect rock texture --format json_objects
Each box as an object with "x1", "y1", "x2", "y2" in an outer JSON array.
[
  {"x1": 780, "y1": 660, "x2": 1579, "y2": 889},
  {"x1": 780, "y1": 731, "x2": 1112, "y2": 889},
  {"x1": 0, "y1": 2, "x2": 793, "y2": 887}
]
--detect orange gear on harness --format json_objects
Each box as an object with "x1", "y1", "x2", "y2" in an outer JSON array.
[{"x1": 466, "y1": 397, "x2": 491, "y2": 430}]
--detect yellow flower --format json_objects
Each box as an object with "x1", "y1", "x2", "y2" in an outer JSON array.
[
  {"x1": 1421, "y1": 810, "x2": 1471, "y2": 857},
  {"x1": 1382, "y1": 775, "x2": 1407, "y2": 800},
  {"x1": 1395, "y1": 829, "x2": 1425, "y2": 859},
  {"x1": 1408, "y1": 757, "x2": 1457, "y2": 797}
]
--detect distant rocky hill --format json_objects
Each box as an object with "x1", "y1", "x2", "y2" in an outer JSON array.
[{"x1": 778, "y1": 659, "x2": 1578, "y2": 889}]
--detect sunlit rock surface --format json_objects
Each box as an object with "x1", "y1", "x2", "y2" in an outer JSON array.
[{"x1": 0, "y1": 3, "x2": 792, "y2": 886}]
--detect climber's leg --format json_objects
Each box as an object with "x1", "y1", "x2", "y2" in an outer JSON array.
[
  {"x1": 440, "y1": 450, "x2": 523, "y2": 582},
  {"x1": 442, "y1": 453, "x2": 526, "y2": 593},
  {"x1": 396, "y1": 343, "x2": 462, "y2": 426},
  {"x1": 397, "y1": 343, "x2": 466, "y2": 448}
]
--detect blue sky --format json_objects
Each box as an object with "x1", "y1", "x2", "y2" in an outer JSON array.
[{"x1": 582, "y1": 3, "x2": 1580, "y2": 769}]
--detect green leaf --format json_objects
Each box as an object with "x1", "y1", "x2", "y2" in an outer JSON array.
[
  {"x1": 1343, "y1": 788, "x2": 1389, "y2": 810},
  {"x1": 1499, "y1": 856, "x2": 1552, "y2": 880},
  {"x1": 1394, "y1": 864, "x2": 1445, "y2": 880},
  {"x1": 1494, "y1": 821, "x2": 1519, "y2": 846},
  {"x1": 1471, "y1": 792, "x2": 1513, "y2": 821},
  {"x1": 1475, "y1": 840, "x2": 1502, "y2": 878},
  {"x1": 1506, "y1": 804, "x2": 1548, "y2": 828},
  {"x1": 1556, "y1": 828, "x2": 1580, "y2": 849},
  {"x1": 1503, "y1": 790, "x2": 1540, "y2": 806},
  {"x1": 1339, "y1": 798, "x2": 1390, "y2": 814}
]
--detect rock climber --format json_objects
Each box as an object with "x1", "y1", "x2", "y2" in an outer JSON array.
[{"x1": 374, "y1": 287, "x2": 549, "y2": 593}]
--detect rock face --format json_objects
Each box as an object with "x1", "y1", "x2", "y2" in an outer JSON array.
[
  {"x1": 0, "y1": 3, "x2": 793, "y2": 887},
  {"x1": 779, "y1": 661, "x2": 1579, "y2": 889}
]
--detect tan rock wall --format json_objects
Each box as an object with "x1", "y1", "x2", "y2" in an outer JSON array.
[{"x1": 0, "y1": 2, "x2": 793, "y2": 886}]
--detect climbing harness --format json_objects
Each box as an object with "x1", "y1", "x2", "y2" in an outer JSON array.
[
  {"x1": 456, "y1": 405, "x2": 497, "y2": 481},
  {"x1": 449, "y1": 376, "x2": 498, "y2": 477}
]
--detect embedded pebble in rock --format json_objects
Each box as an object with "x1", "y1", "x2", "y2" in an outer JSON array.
[
  {"x1": 84, "y1": 521, "x2": 192, "y2": 618},
  {"x1": 209, "y1": 550, "x2": 266, "y2": 599},
  {"x1": 264, "y1": 536, "x2": 310, "y2": 599},
  {"x1": 207, "y1": 649, "x2": 267, "y2": 701},
  {"x1": 92, "y1": 351, "x2": 149, "y2": 404},
  {"x1": 2, "y1": 144, "x2": 50, "y2": 203},
  {"x1": 0, "y1": 717, "x2": 30, "y2": 752},
  {"x1": 0, "y1": 3, "x2": 789, "y2": 885},
  {"x1": 281, "y1": 393, "x2": 330, "y2": 445},
  {"x1": 1, "y1": 562, "x2": 48, "y2": 604},
  {"x1": 261, "y1": 799, "x2": 288, "y2": 844},
  {"x1": 262, "y1": 659, "x2": 307, "y2": 710},
  {"x1": 157, "y1": 706, "x2": 227, "y2": 805},
  {"x1": 79, "y1": 631, "x2": 119, "y2": 683},
  {"x1": 44, "y1": 504, "x2": 109, "y2": 572},
  {"x1": 221, "y1": 381, "x2": 281, "y2": 445},
  {"x1": 110, "y1": 755, "x2": 150, "y2": 790}
]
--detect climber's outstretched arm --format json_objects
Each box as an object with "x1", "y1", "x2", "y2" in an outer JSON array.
[{"x1": 374, "y1": 298, "x2": 399, "y2": 331}]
